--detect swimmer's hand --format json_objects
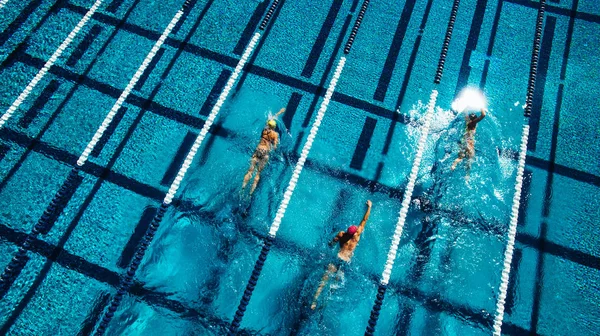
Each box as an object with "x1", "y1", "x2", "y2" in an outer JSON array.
[{"x1": 366, "y1": 200, "x2": 372, "y2": 207}]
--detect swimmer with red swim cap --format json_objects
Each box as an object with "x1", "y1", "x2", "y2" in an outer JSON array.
[
  {"x1": 242, "y1": 107, "x2": 285, "y2": 195},
  {"x1": 311, "y1": 200, "x2": 372, "y2": 310}
]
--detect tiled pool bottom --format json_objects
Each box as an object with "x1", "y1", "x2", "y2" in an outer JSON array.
[{"x1": 0, "y1": 0, "x2": 599, "y2": 335}]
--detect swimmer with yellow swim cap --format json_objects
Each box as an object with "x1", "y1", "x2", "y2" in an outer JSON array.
[{"x1": 242, "y1": 107, "x2": 285, "y2": 195}]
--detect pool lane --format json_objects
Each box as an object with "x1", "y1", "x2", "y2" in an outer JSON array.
[
  {"x1": 401, "y1": 0, "x2": 536, "y2": 333},
  {"x1": 499, "y1": 1, "x2": 600, "y2": 333},
  {"x1": 0, "y1": 0, "x2": 598, "y2": 334},
  {"x1": 0, "y1": 0, "x2": 215, "y2": 332},
  {"x1": 0, "y1": 0, "x2": 276, "y2": 334}
]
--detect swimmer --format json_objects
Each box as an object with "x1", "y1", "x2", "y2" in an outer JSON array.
[
  {"x1": 451, "y1": 108, "x2": 486, "y2": 180},
  {"x1": 310, "y1": 200, "x2": 372, "y2": 310},
  {"x1": 242, "y1": 108, "x2": 285, "y2": 195}
]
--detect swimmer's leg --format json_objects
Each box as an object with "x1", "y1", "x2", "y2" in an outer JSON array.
[
  {"x1": 465, "y1": 159, "x2": 472, "y2": 182},
  {"x1": 250, "y1": 156, "x2": 267, "y2": 195},
  {"x1": 311, "y1": 263, "x2": 337, "y2": 310},
  {"x1": 451, "y1": 156, "x2": 463, "y2": 171},
  {"x1": 465, "y1": 144, "x2": 474, "y2": 181},
  {"x1": 242, "y1": 156, "x2": 258, "y2": 190}
]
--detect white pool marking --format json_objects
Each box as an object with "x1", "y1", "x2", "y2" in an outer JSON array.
[
  {"x1": 492, "y1": 125, "x2": 529, "y2": 336},
  {"x1": 380, "y1": 89, "x2": 438, "y2": 286},
  {"x1": 0, "y1": 0, "x2": 10, "y2": 11},
  {"x1": 0, "y1": 0, "x2": 104, "y2": 129},
  {"x1": 268, "y1": 57, "x2": 346, "y2": 236},
  {"x1": 77, "y1": 6, "x2": 188, "y2": 167},
  {"x1": 163, "y1": 32, "x2": 262, "y2": 204}
]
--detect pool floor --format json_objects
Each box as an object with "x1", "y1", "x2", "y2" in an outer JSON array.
[{"x1": 0, "y1": 0, "x2": 599, "y2": 335}]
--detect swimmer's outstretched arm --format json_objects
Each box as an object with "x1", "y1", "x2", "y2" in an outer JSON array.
[
  {"x1": 475, "y1": 109, "x2": 487, "y2": 123},
  {"x1": 275, "y1": 107, "x2": 286, "y2": 117},
  {"x1": 357, "y1": 200, "x2": 372, "y2": 235}
]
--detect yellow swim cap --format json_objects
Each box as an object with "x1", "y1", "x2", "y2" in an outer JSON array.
[{"x1": 267, "y1": 119, "x2": 277, "y2": 129}]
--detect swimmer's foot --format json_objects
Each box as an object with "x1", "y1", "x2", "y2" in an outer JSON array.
[{"x1": 310, "y1": 302, "x2": 317, "y2": 310}]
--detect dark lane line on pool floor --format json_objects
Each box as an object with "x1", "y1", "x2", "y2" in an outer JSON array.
[
  {"x1": 373, "y1": 0, "x2": 417, "y2": 102},
  {"x1": 234, "y1": 0, "x2": 286, "y2": 91},
  {"x1": 199, "y1": 69, "x2": 232, "y2": 116},
  {"x1": 17, "y1": 79, "x2": 61, "y2": 129},
  {"x1": 77, "y1": 292, "x2": 111, "y2": 336},
  {"x1": 0, "y1": 144, "x2": 9, "y2": 162},
  {"x1": 529, "y1": 0, "x2": 580, "y2": 327},
  {"x1": 66, "y1": 24, "x2": 104, "y2": 68},
  {"x1": 527, "y1": 16, "x2": 555, "y2": 152},
  {"x1": 301, "y1": 0, "x2": 344, "y2": 78},
  {"x1": 233, "y1": 0, "x2": 269, "y2": 56},
  {"x1": 517, "y1": 169, "x2": 533, "y2": 227},
  {"x1": 117, "y1": 207, "x2": 157, "y2": 269},
  {"x1": 479, "y1": 0, "x2": 503, "y2": 88},
  {"x1": 299, "y1": 14, "x2": 352, "y2": 130},
  {"x1": 454, "y1": 0, "x2": 488, "y2": 97},
  {"x1": 106, "y1": 0, "x2": 126, "y2": 14},
  {"x1": 161, "y1": 131, "x2": 197, "y2": 187},
  {"x1": 350, "y1": 116, "x2": 377, "y2": 170},
  {"x1": 91, "y1": 107, "x2": 128, "y2": 157},
  {"x1": 0, "y1": 0, "x2": 45, "y2": 47},
  {"x1": 292, "y1": 13, "x2": 352, "y2": 156},
  {"x1": 282, "y1": 92, "x2": 302, "y2": 131}
]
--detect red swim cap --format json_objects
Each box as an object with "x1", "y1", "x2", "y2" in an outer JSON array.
[{"x1": 347, "y1": 225, "x2": 358, "y2": 235}]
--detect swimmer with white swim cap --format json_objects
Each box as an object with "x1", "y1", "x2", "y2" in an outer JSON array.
[
  {"x1": 451, "y1": 108, "x2": 486, "y2": 181},
  {"x1": 242, "y1": 108, "x2": 285, "y2": 195}
]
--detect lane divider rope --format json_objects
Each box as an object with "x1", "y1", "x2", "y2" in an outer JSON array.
[
  {"x1": 492, "y1": 125, "x2": 529, "y2": 336},
  {"x1": 259, "y1": 0, "x2": 279, "y2": 30},
  {"x1": 433, "y1": 0, "x2": 460, "y2": 84},
  {"x1": 229, "y1": 56, "x2": 346, "y2": 334},
  {"x1": 365, "y1": 89, "x2": 438, "y2": 335},
  {"x1": 343, "y1": 0, "x2": 370, "y2": 54},
  {"x1": 93, "y1": 29, "x2": 263, "y2": 336},
  {"x1": 524, "y1": 0, "x2": 546, "y2": 117},
  {"x1": 0, "y1": 0, "x2": 104, "y2": 129},
  {"x1": 493, "y1": 1, "x2": 545, "y2": 333}
]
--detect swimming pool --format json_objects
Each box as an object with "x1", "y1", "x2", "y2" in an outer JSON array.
[{"x1": 0, "y1": 0, "x2": 598, "y2": 334}]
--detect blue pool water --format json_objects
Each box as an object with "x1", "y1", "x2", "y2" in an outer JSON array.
[{"x1": 0, "y1": 0, "x2": 599, "y2": 335}]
